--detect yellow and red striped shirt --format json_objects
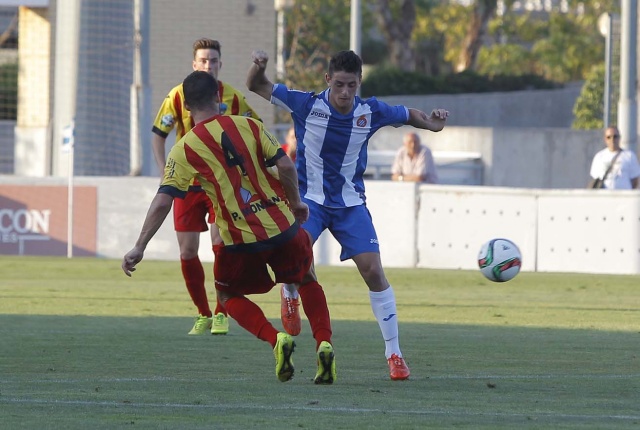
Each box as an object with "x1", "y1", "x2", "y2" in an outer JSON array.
[
  {"x1": 161, "y1": 115, "x2": 294, "y2": 247},
  {"x1": 152, "y1": 80, "x2": 260, "y2": 141}
]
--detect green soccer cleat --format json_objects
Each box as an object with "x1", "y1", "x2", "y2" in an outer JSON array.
[
  {"x1": 188, "y1": 315, "x2": 213, "y2": 335},
  {"x1": 314, "y1": 341, "x2": 336, "y2": 385},
  {"x1": 211, "y1": 312, "x2": 229, "y2": 335},
  {"x1": 273, "y1": 332, "x2": 296, "y2": 382}
]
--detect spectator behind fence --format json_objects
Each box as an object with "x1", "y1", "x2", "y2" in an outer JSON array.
[
  {"x1": 589, "y1": 126, "x2": 640, "y2": 189},
  {"x1": 391, "y1": 132, "x2": 438, "y2": 183}
]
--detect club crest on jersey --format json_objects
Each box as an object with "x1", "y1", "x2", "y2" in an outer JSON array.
[
  {"x1": 160, "y1": 114, "x2": 174, "y2": 127},
  {"x1": 356, "y1": 115, "x2": 367, "y2": 127}
]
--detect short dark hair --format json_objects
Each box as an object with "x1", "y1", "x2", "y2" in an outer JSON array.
[
  {"x1": 328, "y1": 50, "x2": 362, "y2": 78},
  {"x1": 183, "y1": 71, "x2": 218, "y2": 111},
  {"x1": 192, "y1": 38, "x2": 221, "y2": 59}
]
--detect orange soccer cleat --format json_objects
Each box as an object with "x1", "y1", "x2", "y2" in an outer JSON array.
[{"x1": 388, "y1": 353, "x2": 410, "y2": 381}]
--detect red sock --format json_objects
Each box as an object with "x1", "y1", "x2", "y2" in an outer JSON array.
[
  {"x1": 211, "y1": 244, "x2": 227, "y2": 316},
  {"x1": 180, "y1": 256, "x2": 212, "y2": 317},
  {"x1": 298, "y1": 280, "x2": 332, "y2": 349},
  {"x1": 225, "y1": 296, "x2": 278, "y2": 347}
]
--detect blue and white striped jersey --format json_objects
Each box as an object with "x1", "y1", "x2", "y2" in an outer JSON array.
[{"x1": 271, "y1": 84, "x2": 409, "y2": 208}]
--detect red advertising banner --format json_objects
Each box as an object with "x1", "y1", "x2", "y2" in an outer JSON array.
[{"x1": 0, "y1": 185, "x2": 97, "y2": 256}]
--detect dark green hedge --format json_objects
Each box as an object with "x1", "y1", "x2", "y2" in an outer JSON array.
[{"x1": 361, "y1": 67, "x2": 559, "y2": 98}]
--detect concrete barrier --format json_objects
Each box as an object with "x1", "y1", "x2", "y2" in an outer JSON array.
[{"x1": 1, "y1": 176, "x2": 639, "y2": 275}]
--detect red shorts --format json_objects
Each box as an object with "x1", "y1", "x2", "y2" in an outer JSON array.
[
  {"x1": 214, "y1": 227, "x2": 313, "y2": 296},
  {"x1": 173, "y1": 189, "x2": 215, "y2": 232}
]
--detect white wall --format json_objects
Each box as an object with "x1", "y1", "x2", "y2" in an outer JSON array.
[
  {"x1": 378, "y1": 83, "x2": 583, "y2": 128},
  {"x1": 316, "y1": 182, "x2": 640, "y2": 275},
  {"x1": 3, "y1": 176, "x2": 638, "y2": 275},
  {"x1": 416, "y1": 185, "x2": 538, "y2": 271}
]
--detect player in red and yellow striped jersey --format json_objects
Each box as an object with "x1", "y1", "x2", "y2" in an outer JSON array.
[
  {"x1": 151, "y1": 38, "x2": 260, "y2": 336},
  {"x1": 124, "y1": 71, "x2": 336, "y2": 384}
]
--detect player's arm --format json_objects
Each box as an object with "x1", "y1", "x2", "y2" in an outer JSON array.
[
  {"x1": 151, "y1": 89, "x2": 180, "y2": 176},
  {"x1": 122, "y1": 192, "x2": 174, "y2": 276},
  {"x1": 247, "y1": 49, "x2": 274, "y2": 101},
  {"x1": 151, "y1": 132, "x2": 168, "y2": 175},
  {"x1": 122, "y1": 145, "x2": 191, "y2": 276},
  {"x1": 407, "y1": 108, "x2": 449, "y2": 132},
  {"x1": 275, "y1": 154, "x2": 308, "y2": 224},
  {"x1": 405, "y1": 173, "x2": 426, "y2": 182}
]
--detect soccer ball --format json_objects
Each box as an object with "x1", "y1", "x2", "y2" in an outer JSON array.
[{"x1": 477, "y1": 238, "x2": 522, "y2": 282}]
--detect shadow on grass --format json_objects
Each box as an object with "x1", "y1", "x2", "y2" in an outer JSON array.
[{"x1": 1, "y1": 314, "x2": 639, "y2": 429}]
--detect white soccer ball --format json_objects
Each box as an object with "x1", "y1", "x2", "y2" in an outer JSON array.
[{"x1": 477, "y1": 238, "x2": 522, "y2": 282}]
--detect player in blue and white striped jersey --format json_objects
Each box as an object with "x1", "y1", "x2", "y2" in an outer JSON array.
[{"x1": 248, "y1": 49, "x2": 449, "y2": 380}]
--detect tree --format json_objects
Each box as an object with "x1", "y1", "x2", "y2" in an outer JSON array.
[
  {"x1": 472, "y1": 0, "x2": 620, "y2": 83},
  {"x1": 283, "y1": 0, "x2": 375, "y2": 92},
  {"x1": 413, "y1": 1, "x2": 468, "y2": 76},
  {"x1": 281, "y1": 0, "x2": 619, "y2": 98},
  {"x1": 373, "y1": 0, "x2": 416, "y2": 71},
  {"x1": 573, "y1": 63, "x2": 619, "y2": 130},
  {"x1": 456, "y1": 0, "x2": 497, "y2": 72},
  {"x1": 532, "y1": 12, "x2": 603, "y2": 82},
  {"x1": 573, "y1": 64, "x2": 605, "y2": 130}
]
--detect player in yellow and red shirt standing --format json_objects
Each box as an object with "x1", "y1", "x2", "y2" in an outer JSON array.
[
  {"x1": 125, "y1": 71, "x2": 336, "y2": 384},
  {"x1": 151, "y1": 38, "x2": 260, "y2": 336}
]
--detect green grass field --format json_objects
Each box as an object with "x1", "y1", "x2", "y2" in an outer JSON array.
[{"x1": 1, "y1": 256, "x2": 639, "y2": 429}]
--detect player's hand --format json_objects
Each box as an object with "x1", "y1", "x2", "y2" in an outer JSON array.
[
  {"x1": 122, "y1": 247, "x2": 144, "y2": 277},
  {"x1": 251, "y1": 50, "x2": 269, "y2": 69},
  {"x1": 430, "y1": 109, "x2": 449, "y2": 120},
  {"x1": 290, "y1": 201, "x2": 309, "y2": 224}
]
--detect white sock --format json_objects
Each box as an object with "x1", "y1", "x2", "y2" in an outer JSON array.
[
  {"x1": 282, "y1": 283, "x2": 299, "y2": 299},
  {"x1": 369, "y1": 286, "x2": 401, "y2": 359}
]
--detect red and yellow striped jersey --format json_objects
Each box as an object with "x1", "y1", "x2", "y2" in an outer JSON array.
[
  {"x1": 161, "y1": 115, "x2": 294, "y2": 247},
  {"x1": 152, "y1": 80, "x2": 260, "y2": 141}
]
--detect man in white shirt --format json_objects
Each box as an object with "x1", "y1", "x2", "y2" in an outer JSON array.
[
  {"x1": 391, "y1": 132, "x2": 438, "y2": 184},
  {"x1": 590, "y1": 126, "x2": 640, "y2": 189}
]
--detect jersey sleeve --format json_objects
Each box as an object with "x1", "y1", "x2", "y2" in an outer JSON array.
[
  {"x1": 372, "y1": 98, "x2": 410, "y2": 128},
  {"x1": 259, "y1": 124, "x2": 287, "y2": 166},
  {"x1": 152, "y1": 89, "x2": 179, "y2": 138},
  {"x1": 159, "y1": 142, "x2": 196, "y2": 198},
  {"x1": 271, "y1": 83, "x2": 312, "y2": 114}
]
